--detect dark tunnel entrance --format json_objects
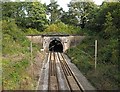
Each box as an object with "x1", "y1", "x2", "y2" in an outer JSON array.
[{"x1": 49, "y1": 39, "x2": 63, "y2": 52}]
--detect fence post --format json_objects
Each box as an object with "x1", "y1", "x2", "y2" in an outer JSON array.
[
  {"x1": 30, "y1": 36, "x2": 33, "y2": 78},
  {"x1": 95, "y1": 40, "x2": 97, "y2": 70}
]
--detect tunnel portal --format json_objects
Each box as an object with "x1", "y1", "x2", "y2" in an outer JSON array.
[{"x1": 49, "y1": 39, "x2": 63, "y2": 52}]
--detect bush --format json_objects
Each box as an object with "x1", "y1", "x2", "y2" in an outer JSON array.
[
  {"x1": 67, "y1": 36, "x2": 119, "y2": 89},
  {"x1": 24, "y1": 28, "x2": 40, "y2": 35},
  {"x1": 44, "y1": 21, "x2": 82, "y2": 35},
  {"x1": 2, "y1": 18, "x2": 38, "y2": 90}
]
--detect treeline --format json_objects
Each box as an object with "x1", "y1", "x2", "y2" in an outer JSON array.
[
  {"x1": 65, "y1": 0, "x2": 120, "y2": 90},
  {"x1": 2, "y1": 1, "x2": 120, "y2": 34},
  {"x1": 2, "y1": 1, "x2": 44, "y2": 90},
  {"x1": 2, "y1": 2, "x2": 47, "y2": 31}
]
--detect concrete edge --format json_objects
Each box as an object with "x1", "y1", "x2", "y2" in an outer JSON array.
[{"x1": 63, "y1": 54, "x2": 96, "y2": 91}]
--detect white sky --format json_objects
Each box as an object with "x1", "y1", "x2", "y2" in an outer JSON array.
[{"x1": 41, "y1": 0, "x2": 104, "y2": 11}]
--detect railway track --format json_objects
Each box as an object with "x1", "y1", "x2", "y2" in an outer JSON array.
[
  {"x1": 37, "y1": 51, "x2": 84, "y2": 91},
  {"x1": 47, "y1": 51, "x2": 83, "y2": 92},
  {"x1": 48, "y1": 52, "x2": 59, "y2": 91},
  {"x1": 57, "y1": 52, "x2": 83, "y2": 91}
]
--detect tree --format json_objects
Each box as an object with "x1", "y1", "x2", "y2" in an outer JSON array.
[
  {"x1": 92, "y1": 2, "x2": 120, "y2": 32},
  {"x1": 2, "y1": 2, "x2": 48, "y2": 31},
  {"x1": 62, "y1": 0, "x2": 97, "y2": 28},
  {"x1": 25, "y1": 2, "x2": 48, "y2": 31},
  {"x1": 47, "y1": 0, "x2": 64, "y2": 24},
  {"x1": 2, "y1": 2, "x2": 19, "y2": 18},
  {"x1": 104, "y1": 12, "x2": 119, "y2": 39},
  {"x1": 16, "y1": 2, "x2": 48, "y2": 31},
  {"x1": 104, "y1": 12, "x2": 114, "y2": 34}
]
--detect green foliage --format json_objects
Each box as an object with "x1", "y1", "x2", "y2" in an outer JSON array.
[
  {"x1": 2, "y1": 19, "x2": 29, "y2": 55},
  {"x1": 44, "y1": 21, "x2": 82, "y2": 34},
  {"x1": 2, "y1": 2, "x2": 48, "y2": 31},
  {"x1": 61, "y1": 1, "x2": 97, "y2": 28},
  {"x1": 98, "y1": 38, "x2": 119, "y2": 64},
  {"x1": 67, "y1": 36, "x2": 119, "y2": 89},
  {"x1": 23, "y1": 2, "x2": 48, "y2": 31},
  {"x1": 45, "y1": 24, "x2": 58, "y2": 32},
  {"x1": 47, "y1": 1, "x2": 63, "y2": 24},
  {"x1": 67, "y1": 37, "x2": 95, "y2": 73},
  {"x1": 3, "y1": 58, "x2": 32, "y2": 90},
  {"x1": 104, "y1": 12, "x2": 118, "y2": 38},
  {"x1": 2, "y1": 18, "x2": 40, "y2": 90},
  {"x1": 86, "y1": 63, "x2": 119, "y2": 89},
  {"x1": 2, "y1": 2, "x2": 18, "y2": 18},
  {"x1": 91, "y1": 2, "x2": 120, "y2": 32},
  {"x1": 24, "y1": 28, "x2": 40, "y2": 35},
  {"x1": 66, "y1": 2, "x2": 120, "y2": 86}
]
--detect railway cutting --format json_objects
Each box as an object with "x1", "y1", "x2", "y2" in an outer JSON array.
[{"x1": 37, "y1": 52, "x2": 84, "y2": 91}]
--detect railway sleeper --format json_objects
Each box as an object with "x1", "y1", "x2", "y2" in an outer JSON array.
[
  {"x1": 49, "y1": 76, "x2": 59, "y2": 91},
  {"x1": 67, "y1": 76, "x2": 81, "y2": 91}
]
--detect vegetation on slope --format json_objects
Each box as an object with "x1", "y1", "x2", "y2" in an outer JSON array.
[
  {"x1": 2, "y1": 19, "x2": 41, "y2": 90},
  {"x1": 66, "y1": 2, "x2": 120, "y2": 90},
  {"x1": 44, "y1": 22, "x2": 82, "y2": 35},
  {"x1": 67, "y1": 36, "x2": 119, "y2": 89}
]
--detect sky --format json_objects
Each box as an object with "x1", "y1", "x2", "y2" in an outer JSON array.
[{"x1": 41, "y1": 0, "x2": 105, "y2": 11}]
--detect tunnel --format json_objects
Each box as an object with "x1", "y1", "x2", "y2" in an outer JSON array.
[{"x1": 49, "y1": 39, "x2": 63, "y2": 52}]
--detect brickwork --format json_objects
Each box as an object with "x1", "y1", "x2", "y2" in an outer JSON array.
[{"x1": 26, "y1": 35, "x2": 85, "y2": 52}]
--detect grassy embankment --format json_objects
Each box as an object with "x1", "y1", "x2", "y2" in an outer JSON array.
[
  {"x1": 2, "y1": 19, "x2": 42, "y2": 90},
  {"x1": 67, "y1": 35, "x2": 119, "y2": 90}
]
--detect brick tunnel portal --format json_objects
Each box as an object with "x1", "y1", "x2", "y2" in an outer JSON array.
[
  {"x1": 26, "y1": 35, "x2": 85, "y2": 52},
  {"x1": 49, "y1": 39, "x2": 63, "y2": 52}
]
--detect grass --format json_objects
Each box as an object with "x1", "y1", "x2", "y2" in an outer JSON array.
[
  {"x1": 66, "y1": 36, "x2": 119, "y2": 90},
  {"x1": 2, "y1": 19, "x2": 41, "y2": 90},
  {"x1": 86, "y1": 63, "x2": 119, "y2": 90}
]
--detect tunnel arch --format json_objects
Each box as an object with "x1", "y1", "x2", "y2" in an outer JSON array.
[{"x1": 49, "y1": 39, "x2": 63, "y2": 52}]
